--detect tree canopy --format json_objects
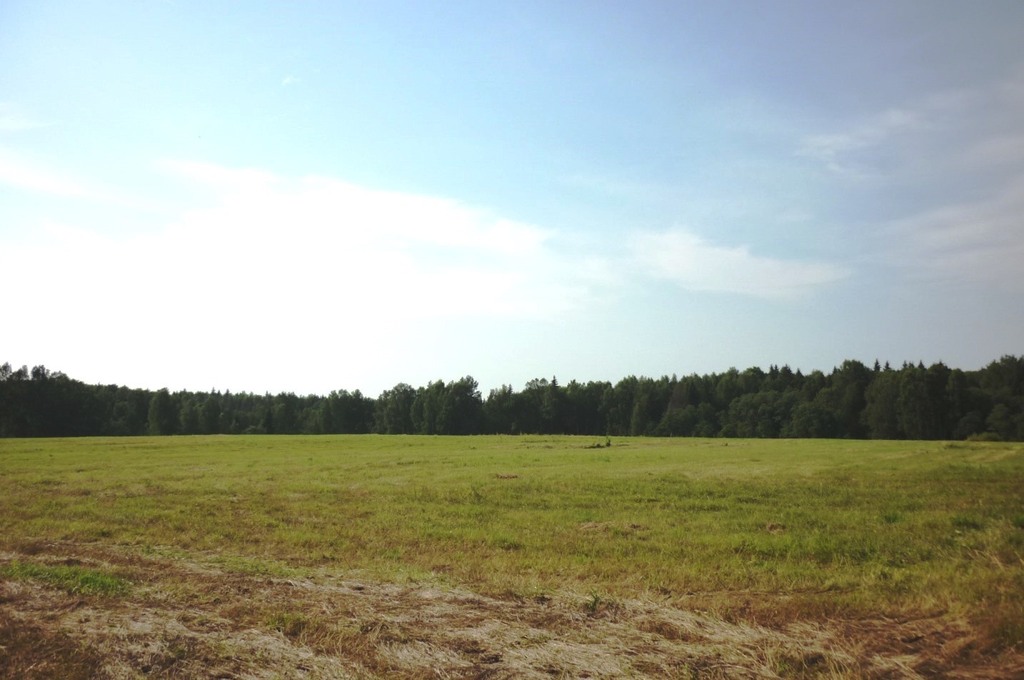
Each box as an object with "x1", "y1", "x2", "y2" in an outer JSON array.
[{"x1": 2, "y1": 357, "x2": 1022, "y2": 441}]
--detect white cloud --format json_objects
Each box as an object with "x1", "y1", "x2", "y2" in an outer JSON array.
[
  {"x1": 631, "y1": 229, "x2": 849, "y2": 300},
  {"x1": 155, "y1": 160, "x2": 572, "y2": 317},
  {"x1": 158, "y1": 159, "x2": 277, "y2": 191},
  {"x1": 1, "y1": 160, "x2": 616, "y2": 393}
]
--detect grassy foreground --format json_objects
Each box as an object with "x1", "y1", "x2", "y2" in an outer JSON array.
[{"x1": 2, "y1": 435, "x2": 1023, "y2": 675}]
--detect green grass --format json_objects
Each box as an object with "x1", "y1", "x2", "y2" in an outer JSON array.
[
  {"x1": 2, "y1": 435, "x2": 1023, "y2": 647},
  {"x1": 0, "y1": 560, "x2": 130, "y2": 596}
]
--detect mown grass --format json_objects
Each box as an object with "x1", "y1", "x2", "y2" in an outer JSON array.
[{"x1": 2, "y1": 435, "x2": 1022, "y2": 649}]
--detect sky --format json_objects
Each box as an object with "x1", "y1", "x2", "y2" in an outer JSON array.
[{"x1": 2, "y1": 1, "x2": 1022, "y2": 397}]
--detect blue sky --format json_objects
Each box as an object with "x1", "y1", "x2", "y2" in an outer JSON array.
[{"x1": 2, "y1": 1, "x2": 1022, "y2": 397}]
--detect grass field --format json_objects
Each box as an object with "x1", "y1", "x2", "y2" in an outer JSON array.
[{"x1": 2, "y1": 435, "x2": 1023, "y2": 678}]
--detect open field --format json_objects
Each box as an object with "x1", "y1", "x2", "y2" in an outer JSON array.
[{"x1": 2, "y1": 435, "x2": 1023, "y2": 678}]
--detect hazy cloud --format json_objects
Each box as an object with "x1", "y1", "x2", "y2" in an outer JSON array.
[
  {"x1": 885, "y1": 175, "x2": 1024, "y2": 292},
  {"x1": 0, "y1": 150, "x2": 158, "y2": 210},
  {"x1": 797, "y1": 108, "x2": 925, "y2": 177},
  {"x1": 799, "y1": 66, "x2": 1024, "y2": 184},
  {"x1": 631, "y1": 229, "x2": 849, "y2": 300},
  {"x1": 0, "y1": 149, "x2": 93, "y2": 198},
  {"x1": 966, "y1": 134, "x2": 1024, "y2": 167}
]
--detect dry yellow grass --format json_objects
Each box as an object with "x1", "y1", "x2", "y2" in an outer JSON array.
[{"x1": 4, "y1": 541, "x2": 1018, "y2": 679}]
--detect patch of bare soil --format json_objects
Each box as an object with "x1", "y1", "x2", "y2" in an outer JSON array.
[{"x1": 2, "y1": 543, "x2": 1021, "y2": 679}]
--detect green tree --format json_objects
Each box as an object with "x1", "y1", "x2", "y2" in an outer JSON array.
[
  {"x1": 786, "y1": 401, "x2": 839, "y2": 438},
  {"x1": 563, "y1": 380, "x2": 609, "y2": 435},
  {"x1": 540, "y1": 376, "x2": 565, "y2": 434},
  {"x1": 374, "y1": 383, "x2": 416, "y2": 434},
  {"x1": 439, "y1": 376, "x2": 483, "y2": 435},
  {"x1": 714, "y1": 368, "x2": 743, "y2": 409},
  {"x1": 603, "y1": 377, "x2": 638, "y2": 436},
  {"x1": 147, "y1": 389, "x2": 177, "y2": 435},
  {"x1": 272, "y1": 393, "x2": 300, "y2": 434},
  {"x1": 722, "y1": 391, "x2": 795, "y2": 438},
  {"x1": 322, "y1": 389, "x2": 372, "y2": 433},
  {"x1": 484, "y1": 385, "x2": 518, "y2": 434},
  {"x1": 897, "y1": 367, "x2": 941, "y2": 439},
  {"x1": 201, "y1": 394, "x2": 222, "y2": 434},
  {"x1": 657, "y1": 404, "x2": 698, "y2": 436},
  {"x1": 411, "y1": 380, "x2": 446, "y2": 434},
  {"x1": 179, "y1": 397, "x2": 200, "y2": 435},
  {"x1": 109, "y1": 387, "x2": 149, "y2": 435},
  {"x1": 986, "y1": 404, "x2": 1014, "y2": 440},
  {"x1": 829, "y1": 360, "x2": 872, "y2": 437},
  {"x1": 864, "y1": 370, "x2": 901, "y2": 439}
]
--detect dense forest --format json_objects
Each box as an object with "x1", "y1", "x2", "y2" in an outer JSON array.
[{"x1": 1, "y1": 357, "x2": 1022, "y2": 441}]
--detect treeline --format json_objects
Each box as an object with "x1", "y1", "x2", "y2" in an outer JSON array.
[{"x1": 1, "y1": 357, "x2": 1022, "y2": 440}]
